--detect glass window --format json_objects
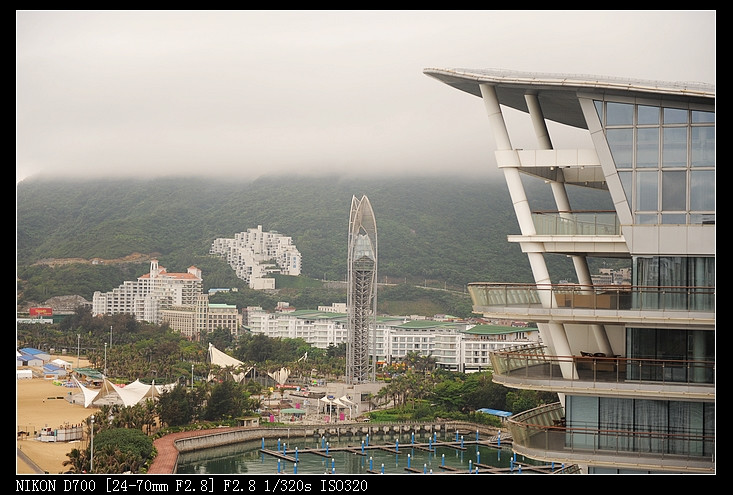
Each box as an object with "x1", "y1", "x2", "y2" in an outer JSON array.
[
  {"x1": 663, "y1": 127, "x2": 688, "y2": 168},
  {"x1": 691, "y1": 110, "x2": 714, "y2": 123},
  {"x1": 619, "y1": 171, "x2": 632, "y2": 206},
  {"x1": 691, "y1": 126, "x2": 715, "y2": 167},
  {"x1": 635, "y1": 213, "x2": 658, "y2": 224},
  {"x1": 636, "y1": 128, "x2": 659, "y2": 167},
  {"x1": 690, "y1": 213, "x2": 715, "y2": 225},
  {"x1": 594, "y1": 100, "x2": 603, "y2": 121},
  {"x1": 603, "y1": 101, "x2": 714, "y2": 226},
  {"x1": 690, "y1": 170, "x2": 715, "y2": 211},
  {"x1": 663, "y1": 107, "x2": 688, "y2": 124},
  {"x1": 599, "y1": 397, "x2": 634, "y2": 450},
  {"x1": 638, "y1": 105, "x2": 659, "y2": 125},
  {"x1": 636, "y1": 171, "x2": 658, "y2": 210},
  {"x1": 566, "y1": 395, "x2": 598, "y2": 449},
  {"x1": 606, "y1": 102, "x2": 634, "y2": 125},
  {"x1": 662, "y1": 213, "x2": 687, "y2": 224},
  {"x1": 662, "y1": 171, "x2": 686, "y2": 210},
  {"x1": 607, "y1": 128, "x2": 633, "y2": 168}
]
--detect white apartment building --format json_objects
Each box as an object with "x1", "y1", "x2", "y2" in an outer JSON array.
[
  {"x1": 210, "y1": 225, "x2": 302, "y2": 290},
  {"x1": 92, "y1": 260, "x2": 203, "y2": 325}
]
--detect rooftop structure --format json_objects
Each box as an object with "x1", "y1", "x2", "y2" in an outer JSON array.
[{"x1": 424, "y1": 68, "x2": 715, "y2": 474}]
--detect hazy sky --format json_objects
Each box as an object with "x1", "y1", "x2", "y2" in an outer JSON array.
[{"x1": 16, "y1": 10, "x2": 716, "y2": 183}]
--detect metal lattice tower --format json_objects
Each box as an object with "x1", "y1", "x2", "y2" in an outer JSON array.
[{"x1": 346, "y1": 195, "x2": 377, "y2": 384}]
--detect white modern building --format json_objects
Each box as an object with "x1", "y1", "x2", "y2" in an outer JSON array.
[
  {"x1": 92, "y1": 259, "x2": 203, "y2": 325},
  {"x1": 210, "y1": 225, "x2": 302, "y2": 290},
  {"x1": 244, "y1": 304, "x2": 539, "y2": 372},
  {"x1": 424, "y1": 68, "x2": 714, "y2": 474}
]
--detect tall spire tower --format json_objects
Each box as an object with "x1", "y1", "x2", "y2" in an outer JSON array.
[{"x1": 346, "y1": 195, "x2": 377, "y2": 384}]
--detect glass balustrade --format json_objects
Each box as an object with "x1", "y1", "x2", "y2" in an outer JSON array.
[
  {"x1": 468, "y1": 283, "x2": 714, "y2": 312},
  {"x1": 488, "y1": 345, "x2": 715, "y2": 386},
  {"x1": 531, "y1": 211, "x2": 621, "y2": 235}
]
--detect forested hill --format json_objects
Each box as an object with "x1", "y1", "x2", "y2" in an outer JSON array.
[{"x1": 16, "y1": 173, "x2": 612, "y2": 300}]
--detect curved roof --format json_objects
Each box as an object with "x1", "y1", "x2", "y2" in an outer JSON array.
[{"x1": 423, "y1": 68, "x2": 715, "y2": 129}]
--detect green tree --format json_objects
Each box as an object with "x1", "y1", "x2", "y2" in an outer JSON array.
[
  {"x1": 206, "y1": 327, "x2": 233, "y2": 352},
  {"x1": 77, "y1": 427, "x2": 154, "y2": 474},
  {"x1": 506, "y1": 389, "x2": 542, "y2": 414},
  {"x1": 158, "y1": 385, "x2": 193, "y2": 427},
  {"x1": 205, "y1": 380, "x2": 243, "y2": 421}
]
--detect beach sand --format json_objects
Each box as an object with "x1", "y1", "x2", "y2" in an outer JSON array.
[{"x1": 16, "y1": 357, "x2": 99, "y2": 474}]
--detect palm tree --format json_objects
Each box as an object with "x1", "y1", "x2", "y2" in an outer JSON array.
[
  {"x1": 63, "y1": 448, "x2": 86, "y2": 473},
  {"x1": 142, "y1": 399, "x2": 157, "y2": 434}
]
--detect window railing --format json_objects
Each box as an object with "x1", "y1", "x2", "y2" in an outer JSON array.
[
  {"x1": 508, "y1": 402, "x2": 715, "y2": 463},
  {"x1": 468, "y1": 283, "x2": 715, "y2": 312},
  {"x1": 489, "y1": 345, "x2": 715, "y2": 386},
  {"x1": 532, "y1": 210, "x2": 621, "y2": 235}
]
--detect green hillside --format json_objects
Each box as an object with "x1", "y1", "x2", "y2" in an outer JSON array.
[{"x1": 16, "y1": 173, "x2": 613, "y2": 308}]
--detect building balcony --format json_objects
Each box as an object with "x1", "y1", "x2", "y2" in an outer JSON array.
[
  {"x1": 507, "y1": 402, "x2": 715, "y2": 473},
  {"x1": 532, "y1": 210, "x2": 621, "y2": 235},
  {"x1": 468, "y1": 283, "x2": 715, "y2": 327},
  {"x1": 489, "y1": 344, "x2": 714, "y2": 401}
]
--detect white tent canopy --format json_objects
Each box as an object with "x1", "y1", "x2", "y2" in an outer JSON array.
[
  {"x1": 72, "y1": 375, "x2": 176, "y2": 408},
  {"x1": 51, "y1": 358, "x2": 73, "y2": 369},
  {"x1": 207, "y1": 343, "x2": 251, "y2": 383},
  {"x1": 268, "y1": 367, "x2": 290, "y2": 386},
  {"x1": 319, "y1": 395, "x2": 355, "y2": 420},
  {"x1": 208, "y1": 343, "x2": 244, "y2": 368}
]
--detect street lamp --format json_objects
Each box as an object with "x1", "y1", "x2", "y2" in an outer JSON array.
[
  {"x1": 77, "y1": 334, "x2": 80, "y2": 368},
  {"x1": 104, "y1": 343, "x2": 107, "y2": 376},
  {"x1": 90, "y1": 415, "x2": 95, "y2": 473},
  {"x1": 109, "y1": 326, "x2": 112, "y2": 348},
  {"x1": 191, "y1": 364, "x2": 194, "y2": 392}
]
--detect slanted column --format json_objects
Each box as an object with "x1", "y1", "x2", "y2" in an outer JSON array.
[
  {"x1": 480, "y1": 84, "x2": 576, "y2": 381},
  {"x1": 479, "y1": 83, "x2": 551, "y2": 294},
  {"x1": 525, "y1": 93, "x2": 613, "y2": 358}
]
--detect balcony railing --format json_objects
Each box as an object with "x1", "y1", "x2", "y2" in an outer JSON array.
[
  {"x1": 469, "y1": 283, "x2": 715, "y2": 312},
  {"x1": 507, "y1": 402, "x2": 715, "y2": 470},
  {"x1": 532, "y1": 210, "x2": 621, "y2": 235},
  {"x1": 490, "y1": 344, "x2": 715, "y2": 387}
]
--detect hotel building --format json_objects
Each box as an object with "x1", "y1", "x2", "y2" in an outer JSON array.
[
  {"x1": 92, "y1": 259, "x2": 203, "y2": 325},
  {"x1": 161, "y1": 294, "x2": 242, "y2": 342},
  {"x1": 424, "y1": 68, "x2": 714, "y2": 474}
]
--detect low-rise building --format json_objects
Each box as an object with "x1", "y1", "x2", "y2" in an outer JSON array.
[{"x1": 245, "y1": 304, "x2": 540, "y2": 372}]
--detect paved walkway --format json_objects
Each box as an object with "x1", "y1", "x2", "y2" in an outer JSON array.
[{"x1": 147, "y1": 428, "x2": 238, "y2": 474}]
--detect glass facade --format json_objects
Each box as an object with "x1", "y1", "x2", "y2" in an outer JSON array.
[
  {"x1": 632, "y1": 256, "x2": 715, "y2": 311},
  {"x1": 565, "y1": 395, "x2": 715, "y2": 458},
  {"x1": 594, "y1": 101, "x2": 715, "y2": 224},
  {"x1": 626, "y1": 327, "x2": 714, "y2": 383}
]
